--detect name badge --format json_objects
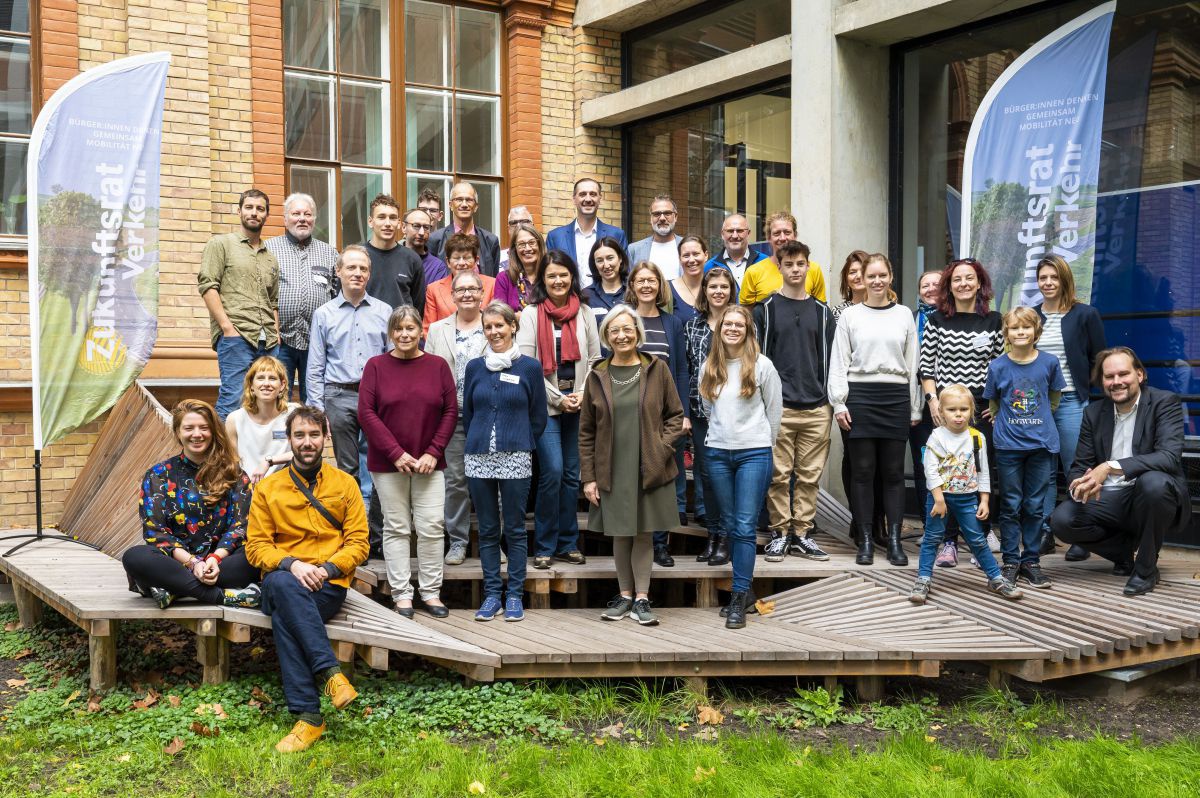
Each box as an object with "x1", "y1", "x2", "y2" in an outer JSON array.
[
  {"x1": 272, "y1": 430, "x2": 287, "y2": 440},
  {"x1": 314, "y1": 274, "x2": 329, "y2": 285},
  {"x1": 971, "y1": 332, "x2": 992, "y2": 350},
  {"x1": 499, "y1": 372, "x2": 520, "y2": 385}
]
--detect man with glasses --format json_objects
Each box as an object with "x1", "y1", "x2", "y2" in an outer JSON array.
[
  {"x1": 266, "y1": 192, "x2": 338, "y2": 402},
  {"x1": 627, "y1": 195, "x2": 683, "y2": 279},
  {"x1": 362, "y1": 193, "x2": 427, "y2": 317},
  {"x1": 546, "y1": 177, "x2": 628, "y2": 288},
  {"x1": 403, "y1": 207, "x2": 449, "y2": 285},
  {"x1": 429, "y1": 182, "x2": 502, "y2": 277},
  {"x1": 740, "y1": 211, "x2": 828, "y2": 305},
  {"x1": 422, "y1": 233, "x2": 497, "y2": 336},
  {"x1": 704, "y1": 213, "x2": 765, "y2": 292},
  {"x1": 499, "y1": 205, "x2": 534, "y2": 270},
  {"x1": 417, "y1": 188, "x2": 444, "y2": 230}
]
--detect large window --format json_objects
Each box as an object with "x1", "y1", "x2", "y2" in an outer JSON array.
[
  {"x1": 626, "y1": 85, "x2": 790, "y2": 253},
  {"x1": 284, "y1": 0, "x2": 502, "y2": 247},
  {"x1": 0, "y1": 0, "x2": 31, "y2": 244}
]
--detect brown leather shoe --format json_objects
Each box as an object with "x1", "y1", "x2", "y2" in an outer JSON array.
[
  {"x1": 323, "y1": 672, "x2": 357, "y2": 710},
  {"x1": 275, "y1": 719, "x2": 325, "y2": 753}
]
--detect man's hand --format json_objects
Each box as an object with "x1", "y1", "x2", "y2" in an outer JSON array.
[
  {"x1": 1069, "y1": 464, "x2": 1112, "y2": 504},
  {"x1": 290, "y1": 560, "x2": 327, "y2": 592}
]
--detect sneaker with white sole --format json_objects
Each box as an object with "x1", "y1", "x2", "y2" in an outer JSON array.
[
  {"x1": 988, "y1": 576, "x2": 1023, "y2": 600},
  {"x1": 222, "y1": 583, "x2": 261, "y2": 609},
  {"x1": 986, "y1": 531, "x2": 1001, "y2": 552},
  {"x1": 444, "y1": 542, "x2": 468, "y2": 566},
  {"x1": 763, "y1": 534, "x2": 788, "y2": 563},
  {"x1": 908, "y1": 576, "x2": 932, "y2": 604},
  {"x1": 601, "y1": 595, "x2": 633, "y2": 621},
  {"x1": 628, "y1": 598, "x2": 659, "y2": 626},
  {"x1": 934, "y1": 541, "x2": 958, "y2": 568},
  {"x1": 790, "y1": 536, "x2": 830, "y2": 561}
]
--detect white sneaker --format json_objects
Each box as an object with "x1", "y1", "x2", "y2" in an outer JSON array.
[
  {"x1": 986, "y1": 532, "x2": 1001, "y2": 552},
  {"x1": 444, "y1": 542, "x2": 468, "y2": 565}
]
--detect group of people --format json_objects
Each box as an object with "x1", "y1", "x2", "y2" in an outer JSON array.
[{"x1": 121, "y1": 181, "x2": 1191, "y2": 753}]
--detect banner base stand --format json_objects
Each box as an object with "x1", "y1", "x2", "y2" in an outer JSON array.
[{"x1": 1, "y1": 450, "x2": 101, "y2": 558}]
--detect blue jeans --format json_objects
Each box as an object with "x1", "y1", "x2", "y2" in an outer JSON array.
[
  {"x1": 918, "y1": 492, "x2": 1001, "y2": 580},
  {"x1": 215, "y1": 335, "x2": 278, "y2": 420},
  {"x1": 675, "y1": 433, "x2": 705, "y2": 516},
  {"x1": 996, "y1": 448, "x2": 1055, "y2": 565},
  {"x1": 1043, "y1": 391, "x2": 1087, "y2": 525},
  {"x1": 534, "y1": 413, "x2": 580, "y2": 556},
  {"x1": 705, "y1": 446, "x2": 773, "y2": 593},
  {"x1": 690, "y1": 418, "x2": 722, "y2": 535},
  {"x1": 468, "y1": 475, "x2": 531, "y2": 599},
  {"x1": 277, "y1": 343, "x2": 309, "y2": 403},
  {"x1": 261, "y1": 571, "x2": 346, "y2": 715}
]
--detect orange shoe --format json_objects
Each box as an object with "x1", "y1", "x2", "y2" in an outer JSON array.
[
  {"x1": 324, "y1": 672, "x2": 358, "y2": 710},
  {"x1": 275, "y1": 719, "x2": 325, "y2": 753}
]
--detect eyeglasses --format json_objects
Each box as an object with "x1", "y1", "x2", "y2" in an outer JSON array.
[
  {"x1": 950, "y1": 257, "x2": 980, "y2": 267},
  {"x1": 515, "y1": 242, "x2": 539, "y2": 251},
  {"x1": 406, "y1": 223, "x2": 432, "y2": 232},
  {"x1": 453, "y1": 287, "x2": 482, "y2": 295},
  {"x1": 633, "y1": 278, "x2": 658, "y2": 287},
  {"x1": 452, "y1": 197, "x2": 477, "y2": 206},
  {"x1": 650, "y1": 210, "x2": 676, "y2": 218},
  {"x1": 508, "y1": 218, "x2": 533, "y2": 227},
  {"x1": 723, "y1": 228, "x2": 749, "y2": 235}
]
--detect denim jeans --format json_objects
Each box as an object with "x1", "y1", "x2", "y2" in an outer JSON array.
[
  {"x1": 215, "y1": 335, "x2": 278, "y2": 420},
  {"x1": 277, "y1": 343, "x2": 309, "y2": 403},
  {"x1": 705, "y1": 446, "x2": 773, "y2": 593},
  {"x1": 468, "y1": 476, "x2": 531, "y2": 599},
  {"x1": 534, "y1": 412, "x2": 581, "y2": 556},
  {"x1": 261, "y1": 571, "x2": 346, "y2": 715},
  {"x1": 995, "y1": 448, "x2": 1055, "y2": 565},
  {"x1": 690, "y1": 418, "x2": 722, "y2": 535},
  {"x1": 917, "y1": 492, "x2": 1001, "y2": 580},
  {"x1": 1042, "y1": 391, "x2": 1088, "y2": 525}
]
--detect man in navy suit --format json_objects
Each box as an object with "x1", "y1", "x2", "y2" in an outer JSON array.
[
  {"x1": 545, "y1": 178, "x2": 627, "y2": 288},
  {"x1": 1051, "y1": 347, "x2": 1191, "y2": 595},
  {"x1": 428, "y1": 181, "x2": 502, "y2": 277}
]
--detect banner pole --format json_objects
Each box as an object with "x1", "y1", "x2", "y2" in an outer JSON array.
[{"x1": 34, "y1": 449, "x2": 42, "y2": 539}]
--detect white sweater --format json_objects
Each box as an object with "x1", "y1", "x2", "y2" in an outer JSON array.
[
  {"x1": 923, "y1": 425, "x2": 990, "y2": 495},
  {"x1": 702, "y1": 354, "x2": 783, "y2": 450},
  {"x1": 827, "y1": 302, "x2": 921, "y2": 420}
]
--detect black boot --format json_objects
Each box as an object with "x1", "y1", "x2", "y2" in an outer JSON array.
[
  {"x1": 653, "y1": 545, "x2": 675, "y2": 567},
  {"x1": 697, "y1": 532, "x2": 719, "y2": 562},
  {"x1": 1037, "y1": 526, "x2": 1056, "y2": 556},
  {"x1": 886, "y1": 523, "x2": 908, "y2": 566},
  {"x1": 855, "y1": 523, "x2": 874, "y2": 566},
  {"x1": 707, "y1": 535, "x2": 730, "y2": 566},
  {"x1": 725, "y1": 591, "x2": 748, "y2": 629},
  {"x1": 872, "y1": 513, "x2": 887, "y2": 546},
  {"x1": 721, "y1": 589, "x2": 757, "y2": 617}
]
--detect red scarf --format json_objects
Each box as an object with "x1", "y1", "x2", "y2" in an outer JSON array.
[{"x1": 536, "y1": 294, "x2": 582, "y2": 376}]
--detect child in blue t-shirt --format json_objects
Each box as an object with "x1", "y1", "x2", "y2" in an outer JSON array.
[{"x1": 983, "y1": 306, "x2": 1065, "y2": 589}]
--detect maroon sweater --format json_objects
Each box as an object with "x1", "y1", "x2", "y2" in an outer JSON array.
[{"x1": 358, "y1": 352, "x2": 458, "y2": 473}]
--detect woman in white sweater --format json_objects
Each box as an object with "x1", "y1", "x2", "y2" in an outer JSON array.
[
  {"x1": 700, "y1": 305, "x2": 782, "y2": 630},
  {"x1": 828, "y1": 252, "x2": 922, "y2": 567}
]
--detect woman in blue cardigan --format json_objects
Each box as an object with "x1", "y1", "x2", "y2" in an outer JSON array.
[
  {"x1": 1034, "y1": 254, "x2": 1106, "y2": 559},
  {"x1": 625, "y1": 260, "x2": 690, "y2": 566},
  {"x1": 462, "y1": 301, "x2": 549, "y2": 622}
]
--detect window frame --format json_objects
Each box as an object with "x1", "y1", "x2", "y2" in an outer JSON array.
[{"x1": 0, "y1": 0, "x2": 40, "y2": 251}]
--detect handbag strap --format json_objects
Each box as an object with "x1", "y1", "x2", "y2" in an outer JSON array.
[{"x1": 289, "y1": 467, "x2": 342, "y2": 531}]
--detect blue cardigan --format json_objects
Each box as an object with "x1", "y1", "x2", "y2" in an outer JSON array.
[
  {"x1": 461, "y1": 354, "x2": 549, "y2": 455},
  {"x1": 1034, "y1": 301, "x2": 1106, "y2": 395},
  {"x1": 545, "y1": 220, "x2": 628, "y2": 261}
]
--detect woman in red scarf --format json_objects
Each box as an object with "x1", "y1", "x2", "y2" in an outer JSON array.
[{"x1": 516, "y1": 250, "x2": 602, "y2": 569}]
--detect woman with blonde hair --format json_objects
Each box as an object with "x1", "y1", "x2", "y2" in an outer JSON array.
[
  {"x1": 123, "y1": 399, "x2": 261, "y2": 609},
  {"x1": 225, "y1": 356, "x2": 298, "y2": 484},
  {"x1": 700, "y1": 305, "x2": 782, "y2": 628}
]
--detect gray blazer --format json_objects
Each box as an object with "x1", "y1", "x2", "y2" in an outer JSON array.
[{"x1": 627, "y1": 234, "x2": 682, "y2": 269}]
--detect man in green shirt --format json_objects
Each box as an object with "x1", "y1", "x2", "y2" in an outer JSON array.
[{"x1": 198, "y1": 188, "x2": 281, "y2": 419}]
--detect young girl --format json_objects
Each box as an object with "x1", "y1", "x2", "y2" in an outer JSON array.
[
  {"x1": 983, "y1": 306, "x2": 1065, "y2": 589},
  {"x1": 910, "y1": 385, "x2": 1021, "y2": 603}
]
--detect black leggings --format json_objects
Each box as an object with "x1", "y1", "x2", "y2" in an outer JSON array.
[
  {"x1": 122, "y1": 546, "x2": 259, "y2": 605},
  {"x1": 847, "y1": 437, "x2": 907, "y2": 529}
]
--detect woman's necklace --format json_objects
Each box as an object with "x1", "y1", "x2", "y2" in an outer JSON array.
[
  {"x1": 675, "y1": 279, "x2": 699, "y2": 306},
  {"x1": 610, "y1": 366, "x2": 642, "y2": 386}
]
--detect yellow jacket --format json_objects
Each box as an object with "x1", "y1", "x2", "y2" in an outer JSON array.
[
  {"x1": 739, "y1": 258, "x2": 826, "y2": 305},
  {"x1": 244, "y1": 464, "x2": 369, "y2": 588}
]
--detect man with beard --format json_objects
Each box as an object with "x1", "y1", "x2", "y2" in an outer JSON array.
[
  {"x1": 403, "y1": 206, "x2": 449, "y2": 285},
  {"x1": 199, "y1": 188, "x2": 281, "y2": 419},
  {"x1": 546, "y1": 178, "x2": 628, "y2": 288},
  {"x1": 245, "y1": 406, "x2": 369, "y2": 752},
  {"x1": 627, "y1": 195, "x2": 683, "y2": 279},
  {"x1": 266, "y1": 193, "x2": 338, "y2": 402}
]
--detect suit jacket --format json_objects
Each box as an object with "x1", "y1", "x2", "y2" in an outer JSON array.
[
  {"x1": 627, "y1": 234, "x2": 682, "y2": 268},
  {"x1": 1070, "y1": 385, "x2": 1191, "y2": 525},
  {"x1": 428, "y1": 224, "x2": 502, "y2": 278},
  {"x1": 422, "y1": 274, "x2": 497, "y2": 337},
  {"x1": 545, "y1": 219, "x2": 629, "y2": 262}
]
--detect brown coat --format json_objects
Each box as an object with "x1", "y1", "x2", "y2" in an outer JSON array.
[{"x1": 579, "y1": 353, "x2": 686, "y2": 492}]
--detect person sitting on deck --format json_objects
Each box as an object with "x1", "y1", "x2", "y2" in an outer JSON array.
[
  {"x1": 122, "y1": 399, "x2": 262, "y2": 610},
  {"x1": 244, "y1": 405, "x2": 370, "y2": 753}
]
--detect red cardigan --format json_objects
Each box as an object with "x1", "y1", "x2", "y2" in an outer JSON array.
[{"x1": 358, "y1": 352, "x2": 458, "y2": 472}]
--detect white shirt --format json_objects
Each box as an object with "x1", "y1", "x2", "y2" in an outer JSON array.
[
  {"x1": 720, "y1": 250, "x2": 752, "y2": 284},
  {"x1": 228, "y1": 403, "x2": 299, "y2": 476},
  {"x1": 1039, "y1": 313, "x2": 1075, "y2": 393},
  {"x1": 649, "y1": 239, "x2": 681, "y2": 280},
  {"x1": 574, "y1": 221, "x2": 598, "y2": 288},
  {"x1": 1105, "y1": 398, "x2": 1140, "y2": 488}
]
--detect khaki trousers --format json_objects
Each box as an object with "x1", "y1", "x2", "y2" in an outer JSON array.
[
  {"x1": 373, "y1": 470, "x2": 446, "y2": 601},
  {"x1": 767, "y1": 405, "x2": 833, "y2": 535}
]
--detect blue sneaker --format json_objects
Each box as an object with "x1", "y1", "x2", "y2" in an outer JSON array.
[
  {"x1": 504, "y1": 594, "x2": 524, "y2": 622},
  {"x1": 475, "y1": 596, "x2": 502, "y2": 622}
]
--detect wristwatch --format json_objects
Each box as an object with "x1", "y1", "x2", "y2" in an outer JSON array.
[{"x1": 924, "y1": 392, "x2": 935, "y2": 403}]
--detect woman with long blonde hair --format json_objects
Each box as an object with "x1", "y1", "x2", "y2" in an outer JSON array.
[
  {"x1": 700, "y1": 305, "x2": 782, "y2": 629},
  {"x1": 225, "y1": 356, "x2": 298, "y2": 484}
]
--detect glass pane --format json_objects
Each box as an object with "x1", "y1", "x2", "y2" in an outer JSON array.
[
  {"x1": 405, "y1": 173, "x2": 451, "y2": 213},
  {"x1": 283, "y1": 0, "x2": 332, "y2": 70},
  {"x1": 289, "y1": 164, "x2": 335, "y2": 246},
  {"x1": 454, "y1": 94, "x2": 500, "y2": 176},
  {"x1": 472, "y1": 180, "x2": 500, "y2": 233},
  {"x1": 339, "y1": 0, "x2": 387, "y2": 78},
  {"x1": 284, "y1": 72, "x2": 335, "y2": 160},
  {"x1": 342, "y1": 169, "x2": 388, "y2": 247},
  {"x1": 0, "y1": 38, "x2": 31, "y2": 135},
  {"x1": 0, "y1": 1, "x2": 30, "y2": 33},
  {"x1": 0, "y1": 138, "x2": 27, "y2": 236},
  {"x1": 405, "y1": 89, "x2": 449, "y2": 171},
  {"x1": 455, "y1": 7, "x2": 499, "y2": 93},
  {"x1": 405, "y1": 0, "x2": 448, "y2": 86},
  {"x1": 340, "y1": 80, "x2": 387, "y2": 165}
]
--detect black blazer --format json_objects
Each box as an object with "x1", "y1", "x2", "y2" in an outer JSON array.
[
  {"x1": 1034, "y1": 302, "x2": 1105, "y2": 394},
  {"x1": 428, "y1": 224, "x2": 502, "y2": 278},
  {"x1": 1070, "y1": 385, "x2": 1191, "y2": 524}
]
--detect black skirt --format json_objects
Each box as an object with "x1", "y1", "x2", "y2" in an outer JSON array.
[{"x1": 845, "y1": 382, "x2": 911, "y2": 441}]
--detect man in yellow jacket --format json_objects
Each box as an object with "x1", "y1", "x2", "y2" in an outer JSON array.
[
  {"x1": 739, "y1": 211, "x2": 827, "y2": 305},
  {"x1": 245, "y1": 405, "x2": 370, "y2": 753}
]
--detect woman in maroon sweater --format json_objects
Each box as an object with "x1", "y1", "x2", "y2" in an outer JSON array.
[{"x1": 359, "y1": 305, "x2": 458, "y2": 618}]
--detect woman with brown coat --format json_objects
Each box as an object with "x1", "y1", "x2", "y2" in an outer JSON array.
[{"x1": 580, "y1": 304, "x2": 685, "y2": 626}]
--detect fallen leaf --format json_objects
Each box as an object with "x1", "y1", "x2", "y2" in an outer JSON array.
[
  {"x1": 468, "y1": 782, "x2": 486, "y2": 795},
  {"x1": 697, "y1": 706, "x2": 725, "y2": 726},
  {"x1": 12, "y1": 649, "x2": 31, "y2": 660},
  {"x1": 132, "y1": 689, "x2": 160, "y2": 710},
  {"x1": 168, "y1": 695, "x2": 181, "y2": 708},
  {"x1": 5, "y1": 679, "x2": 26, "y2": 688},
  {"x1": 162, "y1": 737, "x2": 185, "y2": 756},
  {"x1": 693, "y1": 766, "x2": 716, "y2": 783},
  {"x1": 361, "y1": 706, "x2": 373, "y2": 717},
  {"x1": 87, "y1": 697, "x2": 102, "y2": 713},
  {"x1": 250, "y1": 646, "x2": 266, "y2": 659},
  {"x1": 116, "y1": 753, "x2": 132, "y2": 763},
  {"x1": 250, "y1": 686, "x2": 273, "y2": 704},
  {"x1": 925, "y1": 735, "x2": 937, "y2": 743},
  {"x1": 693, "y1": 727, "x2": 719, "y2": 741},
  {"x1": 189, "y1": 721, "x2": 220, "y2": 738},
  {"x1": 144, "y1": 670, "x2": 163, "y2": 686},
  {"x1": 194, "y1": 703, "x2": 228, "y2": 719},
  {"x1": 677, "y1": 722, "x2": 689, "y2": 731},
  {"x1": 61, "y1": 690, "x2": 81, "y2": 707},
  {"x1": 597, "y1": 722, "x2": 624, "y2": 739},
  {"x1": 170, "y1": 665, "x2": 188, "y2": 676},
  {"x1": 592, "y1": 737, "x2": 606, "y2": 746},
  {"x1": 3, "y1": 621, "x2": 18, "y2": 632},
  {"x1": 930, "y1": 765, "x2": 944, "y2": 773},
  {"x1": 417, "y1": 731, "x2": 428, "y2": 740},
  {"x1": 930, "y1": 723, "x2": 943, "y2": 731},
  {"x1": 248, "y1": 699, "x2": 262, "y2": 710},
  {"x1": 754, "y1": 599, "x2": 776, "y2": 616}
]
